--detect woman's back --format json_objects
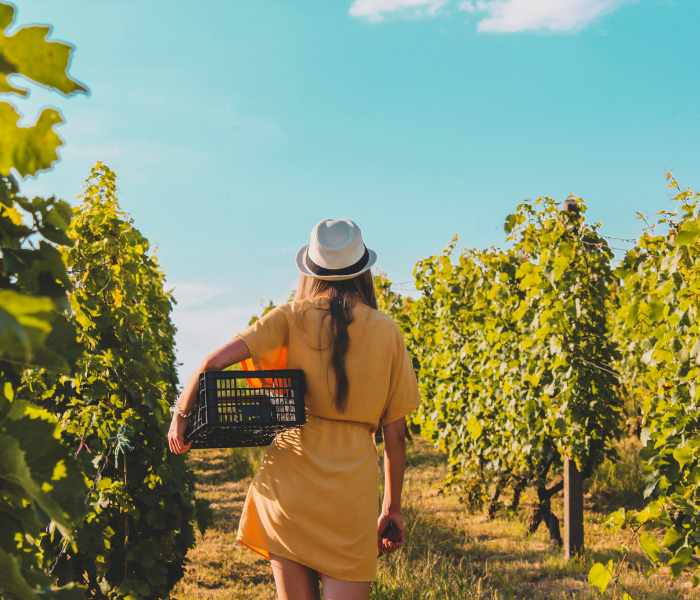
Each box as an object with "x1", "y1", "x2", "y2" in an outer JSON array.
[{"x1": 238, "y1": 296, "x2": 419, "y2": 428}]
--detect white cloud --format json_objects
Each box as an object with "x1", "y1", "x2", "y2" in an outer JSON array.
[
  {"x1": 172, "y1": 303, "x2": 257, "y2": 383},
  {"x1": 349, "y1": 0, "x2": 621, "y2": 31},
  {"x1": 349, "y1": 0, "x2": 449, "y2": 21},
  {"x1": 169, "y1": 282, "x2": 258, "y2": 382},
  {"x1": 476, "y1": 0, "x2": 618, "y2": 32},
  {"x1": 169, "y1": 282, "x2": 235, "y2": 310}
]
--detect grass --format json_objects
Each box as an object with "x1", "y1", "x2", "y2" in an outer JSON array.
[
  {"x1": 584, "y1": 436, "x2": 647, "y2": 512},
  {"x1": 226, "y1": 446, "x2": 268, "y2": 481},
  {"x1": 172, "y1": 436, "x2": 700, "y2": 599},
  {"x1": 171, "y1": 448, "x2": 277, "y2": 599}
]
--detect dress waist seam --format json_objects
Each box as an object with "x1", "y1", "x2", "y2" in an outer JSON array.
[{"x1": 306, "y1": 414, "x2": 373, "y2": 429}]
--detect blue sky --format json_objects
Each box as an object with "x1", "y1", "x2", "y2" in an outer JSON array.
[{"x1": 9, "y1": 0, "x2": 700, "y2": 380}]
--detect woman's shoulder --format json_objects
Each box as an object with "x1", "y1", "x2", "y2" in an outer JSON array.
[
  {"x1": 355, "y1": 303, "x2": 404, "y2": 337},
  {"x1": 243, "y1": 302, "x2": 293, "y2": 334},
  {"x1": 254, "y1": 302, "x2": 295, "y2": 322}
]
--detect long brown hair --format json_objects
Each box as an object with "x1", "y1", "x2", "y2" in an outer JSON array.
[{"x1": 295, "y1": 270, "x2": 378, "y2": 413}]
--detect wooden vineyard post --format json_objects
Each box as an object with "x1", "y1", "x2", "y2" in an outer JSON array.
[
  {"x1": 564, "y1": 456, "x2": 584, "y2": 559},
  {"x1": 563, "y1": 199, "x2": 586, "y2": 560}
]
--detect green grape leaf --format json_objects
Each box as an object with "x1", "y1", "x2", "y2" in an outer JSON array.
[
  {"x1": 0, "y1": 102, "x2": 64, "y2": 178},
  {"x1": 467, "y1": 415, "x2": 483, "y2": 440},
  {"x1": 0, "y1": 434, "x2": 72, "y2": 539},
  {"x1": 37, "y1": 313, "x2": 82, "y2": 374},
  {"x1": 669, "y1": 546, "x2": 693, "y2": 578},
  {"x1": 0, "y1": 546, "x2": 41, "y2": 600},
  {"x1": 588, "y1": 560, "x2": 612, "y2": 593},
  {"x1": 0, "y1": 290, "x2": 52, "y2": 361},
  {"x1": 662, "y1": 527, "x2": 687, "y2": 554},
  {"x1": 639, "y1": 532, "x2": 661, "y2": 564},
  {"x1": 0, "y1": 289, "x2": 77, "y2": 372},
  {"x1": 676, "y1": 221, "x2": 700, "y2": 247},
  {"x1": 7, "y1": 240, "x2": 72, "y2": 296},
  {"x1": 38, "y1": 198, "x2": 74, "y2": 246},
  {"x1": 7, "y1": 401, "x2": 86, "y2": 520},
  {"x1": 503, "y1": 213, "x2": 517, "y2": 234},
  {"x1": 0, "y1": 2, "x2": 87, "y2": 97},
  {"x1": 673, "y1": 445, "x2": 694, "y2": 469},
  {"x1": 0, "y1": 302, "x2": 31, "y2": 355}
]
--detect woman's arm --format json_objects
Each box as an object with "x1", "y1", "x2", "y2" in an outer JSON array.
[
  {"x1": 167, "y1": 337, "x2": 251, "y2": 454},
  {"x1": 377, "y1": 417, "x2": 407, "y2": 555}
]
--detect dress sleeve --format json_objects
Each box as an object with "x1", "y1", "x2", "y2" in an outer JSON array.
[
  {"x1": 236, "y1": 304, "x2": 290, "y2": 371},
  {"x1": 379, "y1": 323, "x2": 421, "y2": 427}
]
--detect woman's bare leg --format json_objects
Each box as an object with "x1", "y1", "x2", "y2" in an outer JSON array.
[
  {"x1": 320, "y1": 573, "x2": 371, "y2": 600},
  {"x1": 269, "y1": 553, "x2": 321, "y2": 600}
]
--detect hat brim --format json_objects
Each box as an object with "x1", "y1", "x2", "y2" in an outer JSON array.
[{"x1": 295, "y1": 245, "x2": 378, "y2": 281}]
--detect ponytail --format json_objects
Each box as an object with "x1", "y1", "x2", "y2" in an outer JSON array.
[
  {"x1": 295, "y1": 270, "x2": 377, "y2": 413},
  {"x1": 328, "y1": 286, "x2": 352, "y2": 412}
]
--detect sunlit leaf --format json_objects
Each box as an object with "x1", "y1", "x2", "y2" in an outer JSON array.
[
  {"x1": 669, "y1": 546, "x2": 693, "y2": 578},
  {"x1": 0, "y1": 102, "x2": 64, "y2": 178},
  {"x1": 639, "y1": 532, "x2": 661, "y2": 564},
  {"x1": 588, "y1": 561, "x2": 612, "y2": 593},
  {"x1": 0, "y1": 2, "x2": 87, "y2": 97},
  {"x1": 676, "y1": 221, "x2": 700, "y2": 246}
]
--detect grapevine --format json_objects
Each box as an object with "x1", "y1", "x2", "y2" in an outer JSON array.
[
  {"x1": 590, "y1": 173, "x2": 700, "y2": 591},
  {"x1": 21, "y1": 163, "x2": 213, "y2": 600},
  {"x1": 388, "y1": 197, "x2": 622, "y2": 541}
]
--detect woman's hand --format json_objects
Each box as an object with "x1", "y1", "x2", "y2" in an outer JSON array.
[
  {"x1": 379, "y1": 417, "x2": 407, "y2": 556},
  {"x1": 167, "y1": 413, "x2": 192, "y2": 454},
  {"x1": 166, "y1": 338, "x2": 252, "y2": 454},
  {"x1": 377, "y1": 511, "x2": 406, "y2": 555}
]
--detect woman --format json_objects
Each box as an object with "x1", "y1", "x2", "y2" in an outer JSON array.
[{"x1": 168, "y1": 219, "x2": 421, "y2": 600}]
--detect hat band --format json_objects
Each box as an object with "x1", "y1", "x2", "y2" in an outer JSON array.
[{"x1": 305, "y1": 246, "x2": 370, "y2": 277}]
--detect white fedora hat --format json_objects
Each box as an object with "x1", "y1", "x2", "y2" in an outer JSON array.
[{"x1": 296, "y1": 219, "x2": 377, "y2": 281}]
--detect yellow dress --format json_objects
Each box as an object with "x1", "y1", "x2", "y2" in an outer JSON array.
[{"x1": 235, "y1": 297, "x2": 421, "y2": 582}]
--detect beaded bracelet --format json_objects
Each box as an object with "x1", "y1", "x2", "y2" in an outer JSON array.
[{"x1": 168, "y1": 398, "x2": 192, "y2": 419}]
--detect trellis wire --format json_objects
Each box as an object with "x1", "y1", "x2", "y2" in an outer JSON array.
[
  {"x1": 578, "y1": 239, "x2": 631, "y2": 252},
  {"x1": 67, "y1": 262, "x2": 108, "y2": 276},
  {"x1": 569, "y1": 353, "x2": 657, "y2": 396},
  {"x1": 600, "y1": 235, "x2": 637, "y2": 243}
]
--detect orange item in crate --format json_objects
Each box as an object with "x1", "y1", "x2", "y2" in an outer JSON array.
[{"x1": 240, "y1": 347, "x2": 288, "y2": 388}]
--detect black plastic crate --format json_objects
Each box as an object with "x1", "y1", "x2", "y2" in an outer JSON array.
[{"x1": 185, "y1": 369, "x2": 306, "y2": 449}]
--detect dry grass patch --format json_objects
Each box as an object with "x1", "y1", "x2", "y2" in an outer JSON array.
[{"x1": 172, "y1": 449, "x2": 276, "y2": 599}]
